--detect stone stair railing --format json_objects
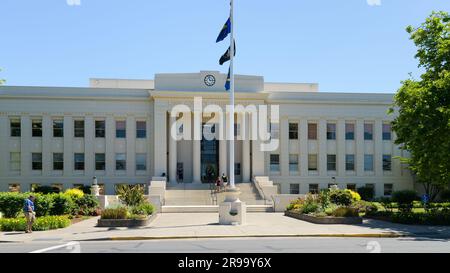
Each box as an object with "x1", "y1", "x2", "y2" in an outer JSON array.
[{"x1": 253, "y1": 176, "x2": 278, "y2": 206}]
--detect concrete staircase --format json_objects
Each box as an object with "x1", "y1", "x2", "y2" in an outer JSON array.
[{"x1": 162, "y1": 183, "x2": 273, "y2": 213}]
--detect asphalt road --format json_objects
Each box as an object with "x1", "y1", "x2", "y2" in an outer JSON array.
[{"x1": 0, "y1": 237, "x2": 449, "y2": 253}]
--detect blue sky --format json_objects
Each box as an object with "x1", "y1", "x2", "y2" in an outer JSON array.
[{"x1": 0, "y1": 0, "x2": 449, "y2": 92}]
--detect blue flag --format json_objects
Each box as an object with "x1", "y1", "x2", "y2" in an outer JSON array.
[
  {"x1": 216, "y1": 18, "x2": 231, "y2": 43},
  {"x1": 225, "y1": 67, "x2": 231, "y2": 91}
]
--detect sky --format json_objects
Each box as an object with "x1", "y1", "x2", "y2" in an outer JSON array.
[{"x1": 0, "y1": 0, "x2": 449, "y2": 93}]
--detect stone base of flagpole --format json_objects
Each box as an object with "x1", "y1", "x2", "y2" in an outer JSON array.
[{"x1": 218, "y1": 187, "x2": 246, "y2": 225}]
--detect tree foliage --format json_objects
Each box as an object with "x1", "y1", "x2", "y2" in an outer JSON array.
[{"x1": 390, "y1": 11, "x2": 450, "y2": 200}]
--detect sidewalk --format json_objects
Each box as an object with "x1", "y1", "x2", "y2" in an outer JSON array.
[{"x1": 1, "y1": 213, "x2": 450, "y2": 243}]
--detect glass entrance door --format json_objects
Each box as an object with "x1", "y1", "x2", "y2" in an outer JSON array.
[{"x1": 201, "y1": 124, "x2": 219, "y2": 183}]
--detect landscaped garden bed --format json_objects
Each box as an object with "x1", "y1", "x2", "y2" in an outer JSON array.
[
  {"x1": 97, "y1": 185, "x2": 155, "y2": 228},
  {"x1": 285, "y1": 188, "x2": 373, "y2": 225},
  {"x1": 0, "y1": 188, "x2": 100, "y2": 232}
]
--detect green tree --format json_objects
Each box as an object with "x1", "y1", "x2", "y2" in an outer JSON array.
[{"x1": 390, "y1": 11, "x2": 450, "y2": 200}]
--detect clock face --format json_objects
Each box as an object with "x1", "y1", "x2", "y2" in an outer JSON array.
[{"x1": 204, "y1": 75, "x2": 216, "y2": 87}]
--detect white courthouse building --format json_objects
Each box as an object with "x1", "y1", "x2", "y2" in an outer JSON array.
[{"x1": 0, "y1": 71, "x2": 414, "y2": 196}]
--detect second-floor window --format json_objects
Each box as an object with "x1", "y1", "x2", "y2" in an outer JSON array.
[
  {"x1": 308, "y1": 123, "x2": 317, "y2": 140},
  {"x1": 270, "y1": 154, "x2": 280, "y2": 172},
  {"x1": 383, "y1": 154, "x2": 392, "y2": 171},
  {"x1": 364, "y1": 154, "x2": 374, "y2": 171},
  {"x1": 345, "y1": 123, "x2": 355, "y2": 140},
  {"x1": 346, "y1": 154, "x2": 355, "y2": 171},
  {"x1": 327, "y1": 154, "x2": 337, "y2": 171},
  {"x1": 364, "y1": 123, "x2": 373, "y2": 140},
  {"x1": 308, "y1": 154, "x2": 318, "y2": 171},
  {"x1": 116, "y1": 153, "x2": 126, "y2": 170},
  {"x1": 74, "y1": 120, "x2": 85, "y2": 138},
  {"x1": 136, "y1": 121, "x2": 147, "y2": 138},
  {"x1": 383, "y1": 123, "x2": 392, "y2": 140},
  {"x1": 32, "y1": 153, "x2": 42, "y2": 170},
  {"x1": 116, "y1": 121, "x2": 126, "y2": 138},
  {"x1": 289, "y1": 154, "x2": 299, "y2": 172},
  {"x1": 95, "y1": 153, "x2": 106, "y2": 171},
  {"x1": 53, "y1": 120, "x2": 64, "y2": 138},
  {"x1": 32, "y1": 120, "x2": 42, "y2": 137},
  {"x1": 95, "y1": 120, "x2": 106, "y2": 138},
  {"x1": 327, "y1": 123, "x2": 336, "y2": 140},
  {"x1": 10, "y1": 119, "x2": 21, "y2": 137},
  {"x1": 10, "y1": 152, "x2": 21, "y2": 171},
  {"x1": 289, "y1": 123, "x2": 298, "y2": 140}
]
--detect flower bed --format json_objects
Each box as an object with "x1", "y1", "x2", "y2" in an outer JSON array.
[{"x1": 285, "y1": 189, "x2": 372, "y2": 225}]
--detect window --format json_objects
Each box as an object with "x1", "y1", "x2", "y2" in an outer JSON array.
[
  {"x1": 116, "y1": 120, "x2": 126, "y2": 138},
  {"x1": 116, "y1": 153, "x2": 126, "y2": 170},
  {"x1": 345, "y1": 123, "x2": 355, "y2": 140},
  {"x1": 74, "y1": 153, "x2": 85, "y2": 171},
  {"x1": 95, "y1": 153, "x2": 106, "y2": 171},
  {"x1": 53, "y1": 153, "x2": 64, "y2": 171},
  {"x1": 308, "y1": 154, "x2": 318, "y2": 171},
  {"x1": 364, "y1": 154, "x2": 374, "y2": 171},
  {"x1": 309, "y1": 184, "x2": 319, "y2": 194},
  {"x1": 290, "y1": 184, "x2": 300, "y2": 194},
  {"x1": 327, "y1": 123, "x2": 336, "y2": 140},
  {"x1": 364, "y1": 123, "x2": 373, "y2": 140},
  {"x1": 235, "y1": 163, "x2": 241, "y2": 175},
  {"x1": 384, "y1": 184, "x2": 393, "y2": 196},
  {"x1": 308, "y1": 123, "x2": 317, "y2": 140},
  {"x1": 383, "y1": 154, "x2": 392, "y2": 171},
  {"x1": 74, "y1": 120, "x2": 85, "y2": 138},
  {"x1": 270, "y1": 154, "x2": 280, "y2": 172},
  {"x1": 346, "y1": 154, "x2": 355, "y2": 171},
  {"x1": 32, "y1": 120, "x2": 42, "y2": 137},
  {"x1": 289, "y1": 154, "x2": 299, "y2": 172},
  {"x1": 383, "y1": 123, "x2": 392, "y2": 140},
  {"x1": 289, "y1": 123, "x2": 298, "y2": 140},
  {"x1": 53, "y1": 119, "x2": 64, "y2": 137},
  {"x1": 347, "y1": 184, "x2": 357, "y2": 191},
  {"x1": 8, "y1": 184, "x2": 21, "y2": 193},
  {"x1": 327, "y1": 154, "x2": 337, "y2": 171},
  {"x1": 136, "y1": 153, "x2": 147, "y2": 171},
  {"x1": 32, "y1": 153, "x2": 42, "y2": 170},
  {"x1": 10, "y1": 119, "x2": 21, "y2": 137},
  {"x1": 270, "y1": 123, "x2": 279, "y2": 140},
  {"x1": 95, "y1": 120, "x2": 105, "y2": 138},
  {"x1": 10, "y1": 152, "x2": 21, "y2": 171},
  {"x1": 136, "y1": 121, "x2": 147, "y2": 138}
]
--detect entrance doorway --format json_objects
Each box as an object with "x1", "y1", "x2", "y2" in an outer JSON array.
[{"x1": 201, "y1": 123, "x2": 219, "y2": 183}]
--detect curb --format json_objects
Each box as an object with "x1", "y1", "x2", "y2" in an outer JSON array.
[{"x1": 79, "y1": 233, "x2": 408, "y2": 241}]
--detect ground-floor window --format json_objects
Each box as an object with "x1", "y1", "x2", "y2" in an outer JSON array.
[
  {"x1": 51, "y1": 184, "x2": 63, "y2": 192},
  {"x1": 347, "y1": 184, "x2": 357, "y2": 191},
  {"x1": 136, "y1": 153, "x2": 147, "y2": 171},
  {"x1": 309, "y1": 184, "x2": 319, "y2": 194},
  {"x1": 327, "y1": 154, "x2": 336, "y2": 171},
  {"x1": 289, "y1": 184, "x2": 300, "y2": 194},
  {"x1": 346, "y1": 154, "x2": 355, "y2": 171},
  {"x1": 8, "y1": 184, "x2": 21, "y2": 192},
  {"x1": 384, "y1": 184, "x2": 393, "y2": 196}
]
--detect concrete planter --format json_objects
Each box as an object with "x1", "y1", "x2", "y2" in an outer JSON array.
[
  {"x1": 285, "y1": 211, "x2": 363, "y2": 225},
  {"x1": 97, "y1": 213, "x2": 157, "y2": 228}
]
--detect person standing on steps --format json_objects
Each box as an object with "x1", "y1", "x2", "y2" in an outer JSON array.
[
  {"x1": 23, "y1": 195, "x2": 36, "y2": 233},
  {"x1": 221, "y1": 173, "x2": 228, "y2": 191}
]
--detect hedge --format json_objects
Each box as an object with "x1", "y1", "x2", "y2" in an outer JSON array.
[{"x1": 0, "y1": 216, "x2": 71, "y2": 231}]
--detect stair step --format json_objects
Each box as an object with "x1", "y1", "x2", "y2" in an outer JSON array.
[{"x1": 161, "y1": 205, "x2": 274, "y2": 213}]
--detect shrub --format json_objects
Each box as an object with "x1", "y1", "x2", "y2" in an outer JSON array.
[
  {"x1": 51, "y1": 193, "x2": 75, "y2": 215},
  {"x1": 65, "y1": 189, "x2": 84, "y2": 200},
  {"x1": 101, "y1": 207, "x2": 129, "y2": 220},
  {"x1": 440, "y1": 189, "x2": 450, "y2": 202},
  {"x1": 130, "y1": 202, "x2": 154, "y2": 216},
  {"x1": 0, "y1": 193, "x2": 26, "y2": 218},
  {"x1": 351, "y1": 200, "x2": 378, "y2": 214},
  {"x1": 116, "y1": 185, "x2": 146, "y2": 207},
  {"x1": 76, "y1": 185, "x2": 93, "y2": 194},
  {"x1": 346, "y1": 190, "x2": 361, "y2": 202},
  {"x1": 392, "y1": 190, "x2": 419, "y2": 212},
  {"x1": 34, "y1": 194, "x2": 54, "y2": 217},
  {"x1": 75, "y1": 194, "x2": 100, "y2": 216},
  {"x1": 318, "y1": 189, "x2": 331, "y2": 210},
  {"x1": 301, "y1": 202, "x2": 320, "y2": 214},
  {"x1": 0, "y1": 216, "x2": 71, "y2": 232},
  {"x1": 357, "y1": 186, "x2": 375, "y2": 201},
  {"x1": 331, "y1": 207, "x2": 359, "y2": 217},
  {"x1": 33, "y1": 186, "x2": 60, "y2": 194},
  {"x1": 329, "y1": 190, "x2": 353, "y2": 206}
]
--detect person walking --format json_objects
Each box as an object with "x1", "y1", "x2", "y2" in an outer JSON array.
[
  {"x1": 221, "y1": 173, "x2": 228, "y2": 191},
  {"x1": 23, "y1": 195, "x2": 36, "y2": 233},
  {"x1": 215, "y1": 177, "x2": 222, "y2": 193}
]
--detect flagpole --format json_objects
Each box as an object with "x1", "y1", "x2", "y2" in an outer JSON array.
[{"x1": 229, "y1": 0, "x2": 235, "y2": 189}]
